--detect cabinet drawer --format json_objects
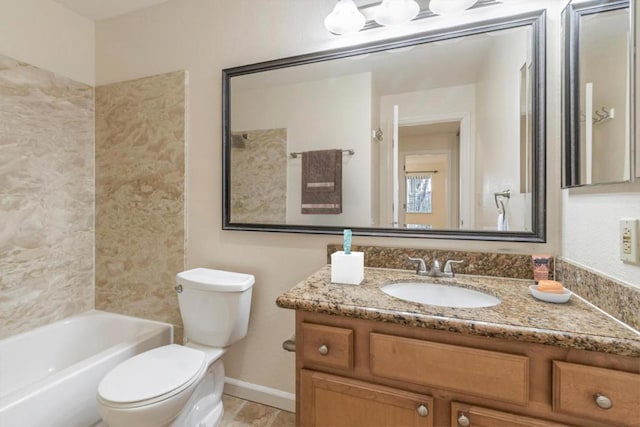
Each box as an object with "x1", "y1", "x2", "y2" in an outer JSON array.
[
  {"x1": 451, "y1": 402, "x2": 567, "y2": 427},
  {"x1": 301, "y1": 323, "x2": 353, "y2": 370},
  {"x1": 370, "y1": 333, "x2": 529, "y2": 405},
  {"x1": 552, "y1": 361, "x2": 640, "y2": 426}
]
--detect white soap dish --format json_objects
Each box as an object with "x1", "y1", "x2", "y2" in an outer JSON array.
[{"x1": 529, "y1": 285, "x2": 572, "y2": 304}]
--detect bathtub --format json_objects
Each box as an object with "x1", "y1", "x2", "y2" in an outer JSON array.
[{"x1": 0, "y1": 310, "x2": 172, "y2": 427}]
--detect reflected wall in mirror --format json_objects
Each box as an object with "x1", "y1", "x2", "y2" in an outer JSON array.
[
  {"x1": 223, "y1": 11, "x2": 546, "y2": 242},
  {"x1": 562, "y1": 0, "x2": 631, "y2": 187}
]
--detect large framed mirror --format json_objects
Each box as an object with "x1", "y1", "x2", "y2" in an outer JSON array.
[
  {"x1": 222, "y1": 10, "x2": 546, "y2": 242},
  {"x1": 562, "y1": 0, "x2": 631, "y2": 188}
]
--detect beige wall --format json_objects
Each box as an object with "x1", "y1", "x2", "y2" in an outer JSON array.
[
  {"x1": 95, "y1": 71, "x2": 187, "y2": 333},
  {"x1": 95, "y1": 0, "x2": 561, "y2": 398},
  {"x1": 0, "y1": 0, "x2": 94, "y2": 85},
  {"x1": 0, "y1": 54, "x2": 94, "y2": 339}
]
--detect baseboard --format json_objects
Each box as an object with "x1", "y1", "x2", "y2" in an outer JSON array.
[{"x1": 224, "y1": 377, "x2": 296, "y2": 413}]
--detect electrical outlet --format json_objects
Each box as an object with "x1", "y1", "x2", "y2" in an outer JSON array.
[{"x1": 620, "y1": 219, "x2": 640, "y2": 264}]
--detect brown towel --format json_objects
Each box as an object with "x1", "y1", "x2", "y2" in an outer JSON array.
[{"x1": 301, "y1": 149, "x2": 342, "y2": 214}]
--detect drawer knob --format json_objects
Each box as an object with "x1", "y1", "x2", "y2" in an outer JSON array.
[
  {"x1": 457, "y1": 413, "x2": 470, "y2": 427},
  {"x1": 416, "y1": 404, "x2": 428, "y2": 417},
  {"x1": 595, "y1": 393, "x2": 613, "y2": 409},
  {"x1": 318, "y1": 344, "x2": 329, "y2": 355}
]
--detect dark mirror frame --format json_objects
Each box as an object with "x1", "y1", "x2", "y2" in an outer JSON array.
[
  {"x1": 222, "y1": 10, "x2": 546, "y2": 243},
  {"x1": 562, "y1": 0, "x2": 630, "y2": 188}
]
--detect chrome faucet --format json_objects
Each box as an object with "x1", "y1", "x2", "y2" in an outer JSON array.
[
  {"x1": 407, "y1": 253, "x2": 464, "y2": 278},
  {"x1": 442, "y1": 259, "x2": 464, "y2": 278},
  {"x1": 407, "y1": 256, "x2": 428, "y2": 276}
]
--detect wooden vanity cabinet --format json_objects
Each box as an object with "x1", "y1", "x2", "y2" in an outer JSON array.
[{"x1": 296, "y1": 311, "x2": 640, "y2": 427}]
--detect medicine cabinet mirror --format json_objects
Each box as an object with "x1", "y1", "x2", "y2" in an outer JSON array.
[
  {"x1": 222, "y1": 11, "x2": 546, "y2": 242},
  {"x1": 562, "y1": 0, "x2": 631, "y2": 188}
]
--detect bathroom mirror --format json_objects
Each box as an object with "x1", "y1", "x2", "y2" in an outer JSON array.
[
  {"x1": 562, "y1": 0, "x2": 631, "y2": 188},
  {"x1": 222, "y1": 11, "x2": 546, "y2": 242}
]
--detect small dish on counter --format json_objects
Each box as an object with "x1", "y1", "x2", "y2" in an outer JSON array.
[{"x1": 529, "y1": 285, "x2": 572, "y2": 304}]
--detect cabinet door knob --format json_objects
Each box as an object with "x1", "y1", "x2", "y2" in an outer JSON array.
[
  {"x1": 416, "y1": 404, "x2": 428, "y2": 417},
  {"x1": 318, "y1": 344, "x2": 329, "y2": 355},
  {"x1": 457, "y1": 413, "x2": 470, "y2": 427},
  {"x1": 594, "y1": 393, "x2": 613, "y2": 409}
]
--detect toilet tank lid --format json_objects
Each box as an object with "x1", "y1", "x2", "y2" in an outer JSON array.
[{"x1": 177, "y1": 268, "x2": 255, "y2": 292}]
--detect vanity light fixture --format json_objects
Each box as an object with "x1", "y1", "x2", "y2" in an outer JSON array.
[
  {"x1": 373, "y1": 0, "x2": 420, "y2": 26},
  {"x1": 428, "y1": 0, "x2": 478, "y2": 16},
  {"x1": 324, "y1": 0, "x2": 497, "y2": 36},
  {"x1": 324, "y1": 0, "x2": 366, "y2": 35}
]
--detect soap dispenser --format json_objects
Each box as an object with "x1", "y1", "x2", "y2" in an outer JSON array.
[{"x1": 330, "y1": 229, "x2": 364, "y2": 285}]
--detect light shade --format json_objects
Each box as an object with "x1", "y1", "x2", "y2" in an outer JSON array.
[
  {"x1": 428, "y1": 0, "x2": 478, "y2": 16},
  {"x1": 324, "y1": 0, "x2": 366, "y2": 35},
  {"x1": 374, "y1": 0, "x2": 420, "y2": 26}
]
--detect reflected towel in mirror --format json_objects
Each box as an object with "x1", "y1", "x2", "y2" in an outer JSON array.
[{"x1": 301, "y1": 149, "x2": 342, "y2": 214}]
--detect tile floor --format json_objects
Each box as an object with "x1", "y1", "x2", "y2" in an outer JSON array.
[{"x1": 220, "y1": 394, "x2": 295, "y2": 427}]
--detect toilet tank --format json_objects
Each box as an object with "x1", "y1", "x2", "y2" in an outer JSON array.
[{"x1": 176, "y1": 268, "x2": 254, "y2": 347}]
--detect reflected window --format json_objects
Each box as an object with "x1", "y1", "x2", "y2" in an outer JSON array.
[{"x1": 406, "y1": 174, "x2": 432, "y2": 213}]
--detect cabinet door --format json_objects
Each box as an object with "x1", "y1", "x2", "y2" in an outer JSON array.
[
  {"x1": 451, "y1": 402, "x2": 568, "y2": 427},
  {"x1": 300, "y1": 369, "x2": 433, "y2": 427}
]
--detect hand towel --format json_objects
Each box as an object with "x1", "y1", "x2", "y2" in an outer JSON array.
[
  {"x1": 301, "y1": 149, "x2": 342, "y2": 214},
  {"x1": 497, "y1": 212, "x2": 509, "y2": 231}
]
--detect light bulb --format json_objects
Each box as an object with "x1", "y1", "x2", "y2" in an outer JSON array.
[
  {"x1": 428, "y1": 0, "x2": 478, "y2": 16},
  {"x1": 374, "y1": 0, "x2": 420, "y2": 26},
  {"x1": 324, "y1": 0, "x2": 366, "y2": 35}
]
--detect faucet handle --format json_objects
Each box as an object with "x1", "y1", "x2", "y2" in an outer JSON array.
[
  {"x1": 443, "y1": 260, "x2": 464, "y2": 277},
  {"x1": 429, "y1": 252, "x2": 441, "y2": 275},
  {"x1": 407, "y1": 256, "x2": 428, "y2": 275}
]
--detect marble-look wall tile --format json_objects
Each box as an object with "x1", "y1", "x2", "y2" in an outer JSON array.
[
  {"x1": 95, "y1": 71, "x2": 186, "y2": 329},
  {"x1": 230, "y1": 128, "x2": 286, "y2": 224},
  {"x1": 327, "y1": 244, "x2": 549, "y2": 280},
  {"x1": 556, "y1": 258, "x2": 640, "y2": 331},
  {"x1": 0, "y1": 54, "x2": 94, "y2": 339}
]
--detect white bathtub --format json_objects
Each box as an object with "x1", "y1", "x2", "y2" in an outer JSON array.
[{"x1": 0, "y1": 310, "x2": 172, "y2": 427}]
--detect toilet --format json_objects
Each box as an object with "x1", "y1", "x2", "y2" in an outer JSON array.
[{"x1": 96, "y1": 268, "x2": 254, "y2": 427}]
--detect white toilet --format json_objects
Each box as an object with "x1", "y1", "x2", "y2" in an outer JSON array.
[{"x1": 96, "y1": 268, "x2": 254, "y2": 427}]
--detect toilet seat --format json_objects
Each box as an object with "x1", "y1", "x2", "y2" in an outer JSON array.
[{"x1": 98, "y1": 344, "x2": 206, "y2": 409}]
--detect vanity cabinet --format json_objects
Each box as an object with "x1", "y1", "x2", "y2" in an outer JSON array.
[{"x1": 295, "y1": 312, "x2": 640, "y2": 427}]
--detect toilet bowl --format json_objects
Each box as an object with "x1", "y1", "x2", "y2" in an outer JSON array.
[{"x1": 96, "y1": 268, "x2": 254, "y2": 427}]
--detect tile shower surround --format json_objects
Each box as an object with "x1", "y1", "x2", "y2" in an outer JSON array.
[
  {"x1": 95, "y1": 71, "x2": 186, "y2": 332},
  {"x1": 0, "y1": 54, "x2": 94, "y2": 339},
  {"x1": 230, "y1": 128, "x2": 287, "y2": 224},
  {"x1": 327, "y1": 244, "x2": 640, "y2": 331}
]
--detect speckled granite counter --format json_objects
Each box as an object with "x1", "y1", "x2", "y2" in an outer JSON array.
[{"x1": 276, "y1": 266, "x2": 640, "y2": 357}]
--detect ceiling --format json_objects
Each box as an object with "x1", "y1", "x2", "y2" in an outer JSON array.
[{"x1": 52, "y1": 0, "x2": 170, "y2": 21}]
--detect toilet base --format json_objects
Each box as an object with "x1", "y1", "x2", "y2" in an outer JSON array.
[{"x1": 171, "y1": 360, "x2": 225, "y2": 427}]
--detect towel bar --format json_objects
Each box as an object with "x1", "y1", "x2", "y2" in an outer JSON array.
[{"x1": 289, "y1": 149, "x2": 355, "y2": 159}]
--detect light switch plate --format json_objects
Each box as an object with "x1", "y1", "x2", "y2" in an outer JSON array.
[{"x1": 620, "y1": 219, "x2": 640, "y2": 264}]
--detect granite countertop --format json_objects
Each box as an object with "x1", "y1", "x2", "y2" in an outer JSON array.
[{"x1": 276, "y1": 266, "x2": 640, "y2": 357}]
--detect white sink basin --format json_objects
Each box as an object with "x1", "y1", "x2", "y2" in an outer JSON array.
[{"x1": 381, "y1": 282, "x2": 501, "y2": 308}]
